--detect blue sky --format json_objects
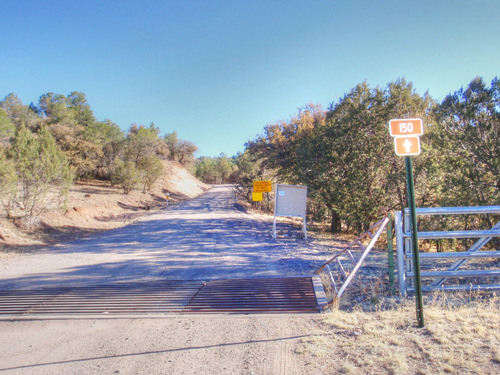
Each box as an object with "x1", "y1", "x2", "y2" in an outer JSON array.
[{"x1": 1, "y1": 0, "x2": 499, "y2": 157}]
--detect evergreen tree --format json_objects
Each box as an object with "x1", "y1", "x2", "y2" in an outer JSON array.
[
  {"x1": 110, "y1": 159, "x2": 141, "y2": 194},
  {"x1": 432, "y1": 76, "x2": 500, "y2": 207},
  {"x1": 0, "y1": 108, "x2": 15, "y2": 137},
  {"x1": 0, "y1": 146, "x2": 17, "y2": 218},
  {"x1": 137, "y1": 154, "x2": 164, "y2": 192},
  {"x1": 110, "y1": 123, "x2": 164, "y2": 193},
  {"x1": 3, "y1": 125, "x2": 73, "y2": 227}
]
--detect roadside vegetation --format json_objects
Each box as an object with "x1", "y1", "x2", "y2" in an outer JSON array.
[
  {"x1": 234, "y1": 76, "x2": 499, "y2": 241},
  {"x1": 3, "y1": 76, "x2": 497, "y2": 240},
  {"x1": 0, "y1": 91, "x2": 198, "y2": 229},
  {"x1": 1, "y1": 78, "x2": 499, "y2": 374},
  {"x1": 195, "y1": 153, "x2": 238, "y2": 184},
  {"x1": 229, "y1": 76, "x2": 498, "y2": 373},
  {"x1": 190, "y1": 77, "x2": 499, "y2": 238}
]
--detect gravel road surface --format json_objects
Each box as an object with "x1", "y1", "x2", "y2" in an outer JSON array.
[
  {"x1": 0, "y1": 185, "x2": 332, "y2": 290},
  {"x1": 0, "y1": 185, "x2": 332, "y2": 374}
]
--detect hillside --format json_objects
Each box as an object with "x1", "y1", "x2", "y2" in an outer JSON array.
[{"x1": 0, "y1": 160, "x2": 210, "y2": 251}]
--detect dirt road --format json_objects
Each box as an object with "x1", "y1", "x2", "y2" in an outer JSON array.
[
  {"x1": 0, "y1": 185, "x2": 330, "y2": 374},
  {"x1": 0, "y1": 315, "x2": 322, "y2": 375},
  {"x1": 0, "y1": 185, "x2": 331, "y2": 289}
]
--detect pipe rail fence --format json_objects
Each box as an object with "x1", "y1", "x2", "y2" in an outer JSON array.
[
  {"x1": 395, "y1": 206, "x2": 500, "y2": 295},
  {"x1": 315, "y1": 217, "x2": 389, "y2": 305}
]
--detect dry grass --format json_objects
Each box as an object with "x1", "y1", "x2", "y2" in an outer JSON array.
[{"x1": 298, "y1": 293, "x2": 500, "y2": 374}]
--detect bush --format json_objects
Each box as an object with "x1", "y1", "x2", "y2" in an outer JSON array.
[
  {"x1": 137, "y1": 155, "x2": 164, "y2": 192},
  {"x1": 110, "y1": 159, "x2": 141, "y2": 194}
]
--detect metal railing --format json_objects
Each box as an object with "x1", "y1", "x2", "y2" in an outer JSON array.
[
  {"x1": 316, "y1": 217, "x2": 389, "y2": 304},
  {"x1": 395, "y1": 206, "x2": 500, "y2": 295}
]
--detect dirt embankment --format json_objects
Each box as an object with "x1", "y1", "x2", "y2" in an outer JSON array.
[{"x1": 0, "y1": 160, "x2": 209, "y2": 252}]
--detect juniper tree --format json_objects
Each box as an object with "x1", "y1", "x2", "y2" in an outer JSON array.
[{"x1": 5, "y1": 125, "x2": 73, "y2": 227}]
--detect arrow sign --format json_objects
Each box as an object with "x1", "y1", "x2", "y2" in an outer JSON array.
[
  {"x1": 394, "y1": 136, "x2": 421, "y2": 156},
  {"x1": 403, "y1": 138, "x2": 412, "y2": 153}
]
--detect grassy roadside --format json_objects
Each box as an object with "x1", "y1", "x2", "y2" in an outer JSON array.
[
  {"x1": 298, "y1": 294, "x2": 500, "y2": 374},
  {"x1": 296, "y1": 295, "x2": 500, "y2": 374}
]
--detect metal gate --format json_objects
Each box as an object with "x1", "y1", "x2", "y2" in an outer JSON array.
[{"x1": 395, "y1": 206, "x2": 500, "y2": 295}]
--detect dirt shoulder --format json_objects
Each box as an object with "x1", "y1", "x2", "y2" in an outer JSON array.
[{"x1": 0, "y1": 160, "x2": 210, "y2": 254}]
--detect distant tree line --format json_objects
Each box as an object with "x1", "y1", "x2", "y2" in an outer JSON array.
[
  {"x1": 194, "y1": 153, "x2": 238, "y2": 184},
  {"x1": 0, "y1": 91, "x2": 198, "y2": 228},
  {"x1": 238, "y1": 77, "x2": 499, "y2": 235}
]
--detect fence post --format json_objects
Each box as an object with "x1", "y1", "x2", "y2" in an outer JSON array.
[
  {"x1": 395, "y1": 211, "x2": 406, "y2": 296},
  {"x1": 387, "y1": 213, "x2": 395, "y2": 295}
]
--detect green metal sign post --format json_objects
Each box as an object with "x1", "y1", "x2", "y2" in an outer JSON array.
[
  {"x1": 405, "y1": 156, "x2": 425, "y2": 328},
  {"x1": 389, "y1": 118, "x2": 425, "y2": 328}
]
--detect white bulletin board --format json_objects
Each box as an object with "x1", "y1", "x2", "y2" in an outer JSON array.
[
  {"x1": 275, "y1": 184, "x2": 307, "y2": 218},
  {"x1": 273, "y1": 184, "x2": 308, "y2": 239}
]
